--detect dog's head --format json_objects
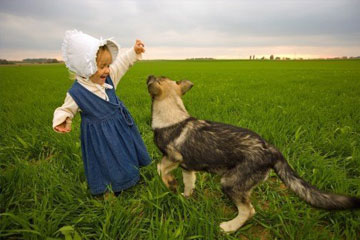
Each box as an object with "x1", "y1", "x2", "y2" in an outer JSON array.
[{"x1": 147, "y1": 75, "x2": 194, "y2": 100}]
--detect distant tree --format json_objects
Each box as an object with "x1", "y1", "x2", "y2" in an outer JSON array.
[
  {"x1": 0, "y1": 59, "x2": 14, "y2": 64},
  {"x1": 275, "y1": 57, "x2": 281, "y2": 60},
  {"x1": 270, "y1": 55, "x2": 274, "y2": 60}
]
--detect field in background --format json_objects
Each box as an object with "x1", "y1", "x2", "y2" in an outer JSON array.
[{"x1": 1, "y1": 60, "x2": 360, "y2": 239}]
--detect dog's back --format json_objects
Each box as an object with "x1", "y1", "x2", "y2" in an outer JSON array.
[{"x1": 155, "y1": 117, "x2": 273, "y2": 174}]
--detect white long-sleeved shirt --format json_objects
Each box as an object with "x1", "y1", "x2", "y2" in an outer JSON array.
[{"x1": 52, "y1": 48, "x2": 141, "y2": 131}]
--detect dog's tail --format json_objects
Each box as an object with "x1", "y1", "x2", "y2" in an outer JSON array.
[{"x1": 270, "y1": 146, "x2": 360, "y2": 210}]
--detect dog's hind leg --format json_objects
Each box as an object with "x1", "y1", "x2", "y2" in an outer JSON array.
[
  {"x1": 157, "y1": 156, "x2": 179, "y2": 191},
  {"x1": 219, "y1": 169, "x2": 267, "y2": 233},
  {"x1": 219, "y1": 189, "x2": 254, "y2": 233},
  {"x1": 182, "y1": 170, "x2": 196, "y2": 197}
]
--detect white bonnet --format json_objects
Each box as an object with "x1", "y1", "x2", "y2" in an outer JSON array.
[{"x1": 61, "y1": 29, "x2": 119, "y2": 78}]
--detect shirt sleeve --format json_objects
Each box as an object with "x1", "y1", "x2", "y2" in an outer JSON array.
[
  {"x1": 110, "y1": 48, "x2": 142, "y2": 89},
  {"x1": 52, "y1": 93, "x2": 79, "y2": 131}
]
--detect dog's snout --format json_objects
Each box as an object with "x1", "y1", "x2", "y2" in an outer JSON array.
[{"x1": 147, "y1": 75, "x2": 156, "y2": 85}]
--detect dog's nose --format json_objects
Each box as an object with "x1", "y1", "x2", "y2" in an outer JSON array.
[{"x1": 147, "y1": 75, "x2": 156, "y2": 85}]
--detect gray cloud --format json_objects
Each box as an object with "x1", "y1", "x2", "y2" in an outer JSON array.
[{"x1": 0, "y1": 0, "x2": 359, "y2": 59}]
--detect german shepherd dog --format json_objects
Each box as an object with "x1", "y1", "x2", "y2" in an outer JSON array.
[{"x1": 146, "y1": 75, "x2": 360, "y2": 233}]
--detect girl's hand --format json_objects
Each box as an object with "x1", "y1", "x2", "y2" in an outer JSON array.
[
  {"x1": 134, "y1": 39, "x2": 145, "y2": 54},
  {"x1": 54, "y1": 118, "x2": 72, "y2": 133}
]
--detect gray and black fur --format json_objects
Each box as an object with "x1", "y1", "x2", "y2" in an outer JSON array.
[{"x1": 147, "y1": 75, "x2": 360, "y2": 232}]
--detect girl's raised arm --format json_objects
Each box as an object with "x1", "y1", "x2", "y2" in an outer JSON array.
[{"x1": 110, "y1": 40, "x2": 145, "y2": 89}]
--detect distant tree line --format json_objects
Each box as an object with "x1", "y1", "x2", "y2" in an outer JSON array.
[
  {"x1": 250, "y1": 55, "x2": 292, "y2": 60},
  {"x1": 0, "y1": 59, "x2": 15, "y2": 64},
  {"x1": 250, "y1": 55, "x2": 360, "y2": 60},
  {"x1": 186, "y1": 57, "x2": 215, "y2": 60},
  {"x1": 22, "y1": 58, "x2": 59, "y2": 63},
  {"x1": 0, "y1": 58, "x2": 62, "y2": 65}
]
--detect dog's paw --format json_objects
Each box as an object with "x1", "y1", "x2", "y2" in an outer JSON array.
[
  {"x1": 220, "y1": 221, "x2": 237, "y2": 233},
  {"x1": 249, "y1": 206, "x2": 256, "y2": 218},
  {"x1": 182, "y1": 189, "x2": 194, "y2": 198},
  {"x1": 220, "y1": 222, "x2": 236, "y2": 233},
  {"x1": 181, "y1": 191, "x2": 192, "y2": 198},
  {"x1": 220, "y1": 214, "x2": 250, "y2": 233},
  {"x1": 181, "y1": 193, "x2": 191, "y2": 198}
]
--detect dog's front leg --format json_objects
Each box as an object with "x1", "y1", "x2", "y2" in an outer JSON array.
[
  {"x1": 157, "y1": 156, "x2": 179, "y2": 192},
  {"x1": 182, "y1": 170, "x2": 196, "y2": 197}
]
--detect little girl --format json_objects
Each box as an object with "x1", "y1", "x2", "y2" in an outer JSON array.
[{"x1": 53, "y1": 30, "x2": 151, "y2": 196}]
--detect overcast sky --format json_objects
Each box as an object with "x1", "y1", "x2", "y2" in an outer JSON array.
[{"x1": 1, "y1": 0, "x2": 359, "y2": 60}]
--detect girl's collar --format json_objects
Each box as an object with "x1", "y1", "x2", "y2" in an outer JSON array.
[{"x1": 76, "y1": 75, "x2": 113, "y2": 89}]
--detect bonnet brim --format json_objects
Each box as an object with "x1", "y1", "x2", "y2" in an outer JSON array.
[{"x1": 62, "y1": 30, "x2": 119, "y2": 78}]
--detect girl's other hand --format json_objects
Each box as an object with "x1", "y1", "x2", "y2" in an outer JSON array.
[
  {"x1": 134, "y1": 39, "x2": 145, "y2": 54},
  {"x1": 54, "y1": 118, "x2": 72, "y2": 133}
]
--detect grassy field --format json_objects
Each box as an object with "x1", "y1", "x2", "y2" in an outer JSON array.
[{"x1": 1, "y1": 60, "x2": 360, "y2": 239}]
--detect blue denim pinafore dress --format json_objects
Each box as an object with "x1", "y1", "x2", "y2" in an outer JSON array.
[{"x1": 68, "y1": 76, "x2": 151, "y2": 195}]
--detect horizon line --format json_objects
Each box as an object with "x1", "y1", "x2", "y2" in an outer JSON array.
[{"x1": 2, "y1": 56, "x2": 360, "y2": 63}]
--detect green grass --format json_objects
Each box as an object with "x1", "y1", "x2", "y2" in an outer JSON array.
[{"x1": 1, "y1": 60, "x2": 360, "y2": 239}]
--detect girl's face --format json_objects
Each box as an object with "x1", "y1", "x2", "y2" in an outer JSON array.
[{"x1": 89, "y1": 49, "x2": 112, "y2": 85}]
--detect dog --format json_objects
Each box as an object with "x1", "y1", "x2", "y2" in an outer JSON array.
[{"x1": 146, "y1": 75, "x2": 360, "y2": 233}]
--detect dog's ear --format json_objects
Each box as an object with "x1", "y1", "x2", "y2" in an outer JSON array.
[
  {"x1": 148, "y1": 83, "x2": 161, "y2": 96},
  {"x1": 176, "y1": 80, "x2": 194, "y2": 95},
  {"x1": 147, "y1": 75, "x2": 162, "y2": 96}
]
